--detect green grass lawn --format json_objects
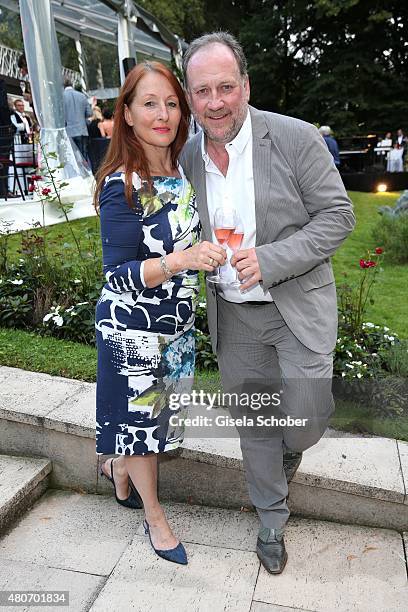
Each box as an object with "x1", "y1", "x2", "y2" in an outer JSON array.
[{"x1": 332, "y1": 191, "x2": 407, "y2": 337}]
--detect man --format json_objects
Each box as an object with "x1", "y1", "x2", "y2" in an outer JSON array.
[
  {"x1": 10, "y1": 99, "x2": 33, "y2": 144},
  {"x1": 395, "y1": 129, "x2": 407, "y2": 164},
  {"x1": 63, "y1": 77, "x2": 91, "y2": 159},
  {"x1": 181, "y1": 32, "x2": 355, "y2": 574},
  {"x1": 319, "y1": 125, "x2": 340, "y2": 167}
]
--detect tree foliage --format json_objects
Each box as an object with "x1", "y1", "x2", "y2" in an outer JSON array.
[
  {"x1": 239, "y1": 1, "x2": 408, "y2": 134},
  {"x1": 2, "y1": 1, "x2": 408, "y2": 134}
]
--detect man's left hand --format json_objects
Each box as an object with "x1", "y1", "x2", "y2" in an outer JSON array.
[{"x1": 231, "y1": 248, "x2": 262, "y2": 291}]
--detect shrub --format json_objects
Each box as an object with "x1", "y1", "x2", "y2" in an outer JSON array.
[{"x1": 372, "y1": 214, "x2": 408, "y2": 264}]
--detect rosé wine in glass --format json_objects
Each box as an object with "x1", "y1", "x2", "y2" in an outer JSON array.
[
  {"x1": 228, "y1": 221, "x2": 244, "y2": 286},
  {"x1": 227, "y1": 231, "x2": 244, "y2": 252},
  {"x1": 207, "y1": 208, "x2": 237, "y2": 284},
  {"x1": 214, "y1": 227, "x2": 234, "y2": 246}
]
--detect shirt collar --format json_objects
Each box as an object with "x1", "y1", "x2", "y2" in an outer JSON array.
[{"x1": 201, "y1": 109, "x2": 251, "y2": 164}]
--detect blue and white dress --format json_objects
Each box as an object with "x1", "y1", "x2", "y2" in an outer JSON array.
[{"x1": 95, "y1": 170, "x2": 200, "y2": 455}]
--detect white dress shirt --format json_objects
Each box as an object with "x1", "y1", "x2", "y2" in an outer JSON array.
[
  {"x1": 201, "y1": 111, "x2": 273, "y2": 303},
  {"x1": 10, "y1": 111, "x2": 31, "y2": 136}
]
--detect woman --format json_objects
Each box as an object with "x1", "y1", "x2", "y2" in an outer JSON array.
[
  {"x1": 98, "y1": 107, "x2": 114, "y2": 138},
  {"x1": 87, "y1": 105, "x2": 103, "y2": 138},
  {"x1": 94, "y1": 61, "x2": 226, "y2": 566}
]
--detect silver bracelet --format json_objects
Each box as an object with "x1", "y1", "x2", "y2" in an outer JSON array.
[{"x1": 159, "y1": 255, "x2": 173, "y2": 281}]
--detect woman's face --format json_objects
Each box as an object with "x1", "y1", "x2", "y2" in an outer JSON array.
[{"x1": 124, "y1": 72, "x2": 181, "y2": 150}]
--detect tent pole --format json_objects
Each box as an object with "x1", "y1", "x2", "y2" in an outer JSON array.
[{"x1": 75, "y1": 37, "x2": 88, "y2": 94}]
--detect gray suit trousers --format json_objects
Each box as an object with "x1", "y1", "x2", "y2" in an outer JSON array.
[{"x1": 217, "y1": 297, "x2": 335, "y2": 530}]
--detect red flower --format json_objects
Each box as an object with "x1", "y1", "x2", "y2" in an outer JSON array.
[
  {"x1": 28, "y1": 184, "x2": 35, "y2": 192},
  {"x1": 41, "y1": 188, "x2": 51, "y2": 196},
  {"x1": 375, "y1": 247, "x2": 383, "y2": 254},
  {"x1": 31, "y1": 174, "x2": 42, "y2": 181},
  {"x1": 359, "y1": 259, "x2": 377, "y2": 269}
]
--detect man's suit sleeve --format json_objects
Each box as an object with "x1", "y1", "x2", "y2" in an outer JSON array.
[{"x1": 256, "y1": 122, "x2": 355, "y2": 289}]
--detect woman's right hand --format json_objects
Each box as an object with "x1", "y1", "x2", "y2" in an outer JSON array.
[{"x1": 178, "y1": 241, "x2": 227, "y2": 272}]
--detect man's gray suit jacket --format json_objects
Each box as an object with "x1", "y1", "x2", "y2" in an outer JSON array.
[
  {"x1": 180, "y1": 106, "x2": 355, "y2": 355},
  {"x1": 63, "y1": 87, "x2": 91, "y2": 138}
]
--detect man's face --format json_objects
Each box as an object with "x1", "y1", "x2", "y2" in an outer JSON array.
[
  {"x1": 15, "y1": 101, "x2": 24, "y2": 114},
  {"x1": 186, "y1": 43, "x2": 250, "y2": 144}
]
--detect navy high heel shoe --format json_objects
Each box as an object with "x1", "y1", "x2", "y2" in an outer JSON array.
[
  {"x1": 143, "y1": 519, "x2": 188, "y2": 565},
  {"x1": 100, "y1": 458, "x2": 143, "y2": 510}
]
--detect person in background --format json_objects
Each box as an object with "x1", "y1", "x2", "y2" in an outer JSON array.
[
  {"x1": 0, "y1": 79, "x2": 13, "y2": 198},
  {"x1": 395, "y1": 129, "x2": 407, "y2": 164},
  {"x1": 387, "y1": 142, "x2": 404, "y2": 172},
  {"x1": 10, "y1": 99, "x2": 32, "y2": 144},
  {"x1": 88, "y1": 105, "x2": 103, "y2": 138},
  {"x1": 98, "y1": 107, "x2": 114, "y2": 139},
  {"x1": 17, "y1": 54, "x2": 33, "y2": 106},
  {"x1": 63, "y1": 77, "x2": 91, "y2": 159},
  {"x1": 319, "y1": 125, "x2": 340, "y2": 167}
]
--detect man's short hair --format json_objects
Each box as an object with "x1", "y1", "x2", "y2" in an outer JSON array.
[
  {"x1": 64, "y1": 77, "x2": 73, "y2": 88},
  {"x1": 14, "y1": 99, "x2": 24, "y2": 107},
  {"x1": 319, "y1": 125, "x2": 331, "y2": 136},
  {"x1": 182, "y1": 31, "x2": 247, "y2": 86}
]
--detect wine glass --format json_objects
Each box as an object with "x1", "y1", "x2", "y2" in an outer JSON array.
[
  {"x1": 227, "y1": 218, "x2": 244, "y2": 286},
  {"x1": 207, "y1": 207, "x2": 237, "y2": 284}
]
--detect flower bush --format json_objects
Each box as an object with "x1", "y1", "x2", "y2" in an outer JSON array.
[
  {"x1": 334, "y1": 322, "x2": 399, "y2": 380},
  {"x1": 42, "y1": 301, "x2": 96, "y2": 345}
]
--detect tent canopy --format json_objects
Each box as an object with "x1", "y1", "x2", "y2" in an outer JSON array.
[{"x1": 0, "y1": 0, "x2": 178, "y2": 62}]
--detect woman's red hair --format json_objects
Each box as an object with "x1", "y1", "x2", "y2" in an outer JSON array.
[{"x1": 93, "y1": 61, "x2": 190, "y2": 210}]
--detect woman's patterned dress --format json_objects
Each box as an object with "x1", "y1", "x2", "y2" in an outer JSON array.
[{"x1": 95, "y1": 169, "x2": 200, "y2": 455}]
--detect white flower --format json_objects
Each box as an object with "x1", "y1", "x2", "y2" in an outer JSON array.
[
  {"x1": 346, "y1": 350, "x2": 353, "y2": 358},
  {"x1": 372, "y1": 353, "x2": 378, "y2": 357},
  {"x1": 352, "y1": 361, "x2": 362, "y2": 366},
  {"x1": 198, "y1": 301, "x2": 206, "y2": 308},
  {"x1": 73, "y1": 279, "x2": 81, "y2": 284},
  {"x1": 19, "y1": 258, "x2": 25, "y2": 263},
  {"x1": 383, "y1": 326, "x2": 389, "y2": 331},
  {"x1": 345, "y1": 363, "x2": 354, "y2": 369},
  {"x1": 10, "y1": 279, "x2": 23, "y2": 285},
  {"x1": 388, "y1": 336, "x2": 395, "y2": 341},
  {"x1": 356, "y1": 373, "x2": 362, "y2": 379},
  {"x1": 363, "y1": 322, "x2": 374, "y2": 328},
  {"x1": 53, "y1": 315, "x2": 64, "y2": 327},
  {"x1": 43, "y1": 313, "x2": 53, "y2": 323},
  {"x1": 341, "y1": 372, "x2": 346, "y2": 377},
  {"x1": 76, "y1": 302, "x2": 89, "y2": 306}
]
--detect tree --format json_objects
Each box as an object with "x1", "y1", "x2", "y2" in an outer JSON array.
[
  {"x1": 239, "y1": 0, "x2": 408, "y2": 134},
  {"x1": 137, "y1": 0, "x2": 206, "y2": 41}
]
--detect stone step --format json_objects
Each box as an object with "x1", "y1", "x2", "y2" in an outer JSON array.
[
  {"x1": 0, "y1": 366, "x2": 407, "y2": 530},
  {"x1": 0, "y1": 454, "x2": 52, "y2": 534},
  {"x1": 0, "y1": 490, "x2": 406, "y2": 612}
]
